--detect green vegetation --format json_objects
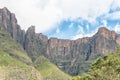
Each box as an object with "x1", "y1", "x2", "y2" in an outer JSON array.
[
  {"x1": 72, "y1": 46, "x2": 120, "y2": 80},
  {"x1": 34, "y1": 56, "x2": 71, "y2": 80},
  {"x1": 72, "y1": 76, "x2": 81, "y2": 80},
  {"x1": 0, "y1": 51, "x2": 30, "y2": 79},
  {"x1": 0, "y1": 30, "x2": 32, "y2": 64},
  {"x1": 0, "y1": 29, "x2": 71, "y2": 80},
  {"x1": 0, "y1": 30, "x2": 42, "y2": 80}
]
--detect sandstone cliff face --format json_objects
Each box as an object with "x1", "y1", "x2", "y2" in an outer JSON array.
[
  {"x1": 93, "y1": 27, "x2": 118, "y2": 54},
  {"x1": 46, "y1": 37, "x2": 91, "y2": 75},
  {"x1": 47, "y1": 38, "x2": 72, "y2": 60},
  {"x1": 0, "y1": 8, "x2": 48, "y2": 61},
  {"x1": 0, "y1": 7, "x2": 120, "y2": 76},
  {"x1": 46, "y1": 27, "x2": 120, "y2": 75},
  {"x1": 0, "y1": 7, "x2": 25, "y2": 47},
  {"x1": 25, "y1": 26, "x2": 48, "y2": 61}
]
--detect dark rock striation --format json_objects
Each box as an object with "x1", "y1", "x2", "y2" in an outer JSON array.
[
  {"x1": 24, "y1": 26, "x2": 48, "y2": 61},
  {"x1": 46, "y1": 27, "x2": 120, "y2": 75},
  {"x1": 0, "y1": 7, "x2": 48, "y2": 61},
  {"x1": 0, "y1": 7, "x2": 25, "y2": 47},
  {"x1": 0, "y1": 7, "x2": 120, "y2": 75}
]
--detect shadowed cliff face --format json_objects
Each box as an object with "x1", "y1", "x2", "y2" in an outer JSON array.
[
  {"x1": 25, "y1": 26, "x2": 48, "y2": 61},
  {"x1": 0, "y1": 7, "x2": 25, "y2": 47},
  {"x1": 0, "y1": 7, "x2": 48, "y2": 61},
  {"x1": 46, "y1": 27, "x2": 120, "y2": 75},
  {"x1": 0, "y1": 7, "x2": 120, "y2": 76}
]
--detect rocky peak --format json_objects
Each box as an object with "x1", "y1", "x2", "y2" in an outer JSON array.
[
  {"x1": 36, "y1": 33, "x2": 48, "y2": 43},
  {"x1": 26, "y1": 25, "x2": 35, "y2": 34},
  {"x1": 98, "y1": 27, "x2": 109, "y2": 32},
  {"x1": 98, "y1": 27, "x2": 110, "y2": 37},
  {"x1": 1, "y1": 7, "x2": 120, "y2": 76},
  {"x1": 0, "y1": 7, "x2": 25, "y2": 46},
  {"x1": 3, "y1": 7, "x2": 8, "y2": 11},
  {"x1": 0, "y1": 7, "x2": 17, "y2": 29},
  {"x1": 97, "y1": 27, "x2": 117, "y2": 39},
  {"x1": 2, "y1": 7, "x2": 9, "y2": 16},
  {"x1": 0, "y1": 7, "x2": 48, "y2": 61},
  {"x1": 0, "y1": 7, "x2": 10, "y2": 30},
  {"x1": 24, "y1": 26, "x2": 48, "y2": 61}
]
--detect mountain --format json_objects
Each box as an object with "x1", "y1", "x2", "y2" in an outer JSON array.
[
  {"x1": 0, "y1": 7, "x2": 70, "y2": 80},
  {"x1": 0, "y1": 28, "x2": 42, "y2": 80},
  {"x1": 0, "y1": 7, "x2": 25, "y2": 47},
  {"x1": 73, "y1": 47, "x2": 120, "y2": 80},
  {"x1": 34, "y1": 56, "x2": 71, "y2": 80},
  {"x1": 0, "y1": 7, "x2": 120, "y2": 76},
  {"x1": 46, "y1": 27, "x2": 120, "y2": 75}
]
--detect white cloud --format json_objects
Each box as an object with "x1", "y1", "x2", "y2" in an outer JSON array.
[
  {"x1": 105, "y1": 11, "x2": 120, "y2": 20},
  {"x1": 68, "y1": 23, "x2": 74, "y2": 29},
  {"x1": 0, "y1": 0, "x2": 63, "y2": 32},
  {"x1": 110, "y1": 0, "x2": 120, "y2": 10},
  {"x1": 72, "y1": 32, "x2": 96, "y2": 40},
  {"x1": 86, "y1": 24, "x2": 89, "y2": 31},
  {"x1": 114, "y1": 24, "x2": 120, "y2": 32},
  {"x1": 72, "y1": 28, "x2": 98, "y2": 40},
  {"x1": 56, "y1": 27, "x2": 60, "y2": 33},
  {"x1": 102, "y1": 20, "x2": 107, "y2": 27},
  {"x1": 0, "y1": 0, "x2": 118, "y2": 33},
  {"x1": 77, "y1": 25, "x2": 84, "y2": 34}
]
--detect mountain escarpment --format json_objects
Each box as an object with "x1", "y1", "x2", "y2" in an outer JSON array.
[{"x1": 0, "y1": 7, "x2": 120, "y2": 76}]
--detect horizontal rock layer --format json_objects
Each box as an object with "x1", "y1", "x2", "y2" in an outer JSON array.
[{"x1": 0, "y1": 7, "x2": 120, "y2": 75}]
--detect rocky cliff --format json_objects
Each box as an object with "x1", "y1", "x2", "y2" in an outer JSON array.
[
  {"x1": 0, "y1": 7, "x2": 120, "y2": 76},
  {"x1": 0, "y1": 7, "x2": 48, "y2": 61},
  {"x1": 46, "y1": 27, "x2": 120, "y2": 75},
  {"x1": 25, "y1": 26, "x2": 48, "y2": 61},
  {"x1": 0, "y1": 7, "x2": 25, "y2": 47}
]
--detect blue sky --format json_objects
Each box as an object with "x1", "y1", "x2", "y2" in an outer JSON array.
[
  {"x1": 0, "y1": 0, "x2": 120, "y2": 39},
  {"x1": 44, "y1": 16, "x2": 120, "y2": 39}
]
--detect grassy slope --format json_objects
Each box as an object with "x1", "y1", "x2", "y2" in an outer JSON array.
[
  {"x1": 0, "y1": 30, "x2": 42, "y2": 80},
  {"x1": 72, "y1": 47, "x2": 120, "y2": 80},
  {"x1": 0, "y1": 30, "x2": 32, "y2": 64},
  {"x1": 34, "y1": 56, "x2": 72, "y2": 80},
  {"x1": 0, "y1": 30, "x2": 71, "y2": 80}
]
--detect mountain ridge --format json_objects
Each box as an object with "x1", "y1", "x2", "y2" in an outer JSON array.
[
  {"x1": 0, "y1": 7, "x2": 120, "y2": 76},
  {"x1": 0, "y1": 27, "x2": 43, "y2": 80}
]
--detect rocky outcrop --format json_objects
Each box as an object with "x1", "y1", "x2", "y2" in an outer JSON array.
[
  {"x1": 91, "y1": 27, "x2": 118, "y2": 55},
  {"x1": 46, "y1": 27, "x2": 120, "y2": 75},
  {"x1": 0, "y1": 7, "x2": 25, "y2": 47},
  {"x1": 0, "y1": 7, "x2": 120, "y2": 76},
  {"x1": 25, "y1": 26, "x2": 48, "y2": 61},
  {"x1": 0, "y1": 7, "x2": 48, "y2": 61}
]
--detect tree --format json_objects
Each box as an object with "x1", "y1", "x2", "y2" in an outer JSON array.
[{"x1": 116, "y1": 46, "x2": 120, "y2": 55}]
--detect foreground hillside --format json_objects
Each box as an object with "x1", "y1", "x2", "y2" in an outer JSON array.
[
  {"x1": 0, "y1": 29, "x2": 71, "y2": 80},
  {"x1": 34, "y1": 56, "x2": 71, "y2": 80},
  {"x1": 0, "y1": 30, "x2": 42, "y2": 80},
  {"x1": 72, "y1": 47, "x2": 120, "y2": 80}
]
